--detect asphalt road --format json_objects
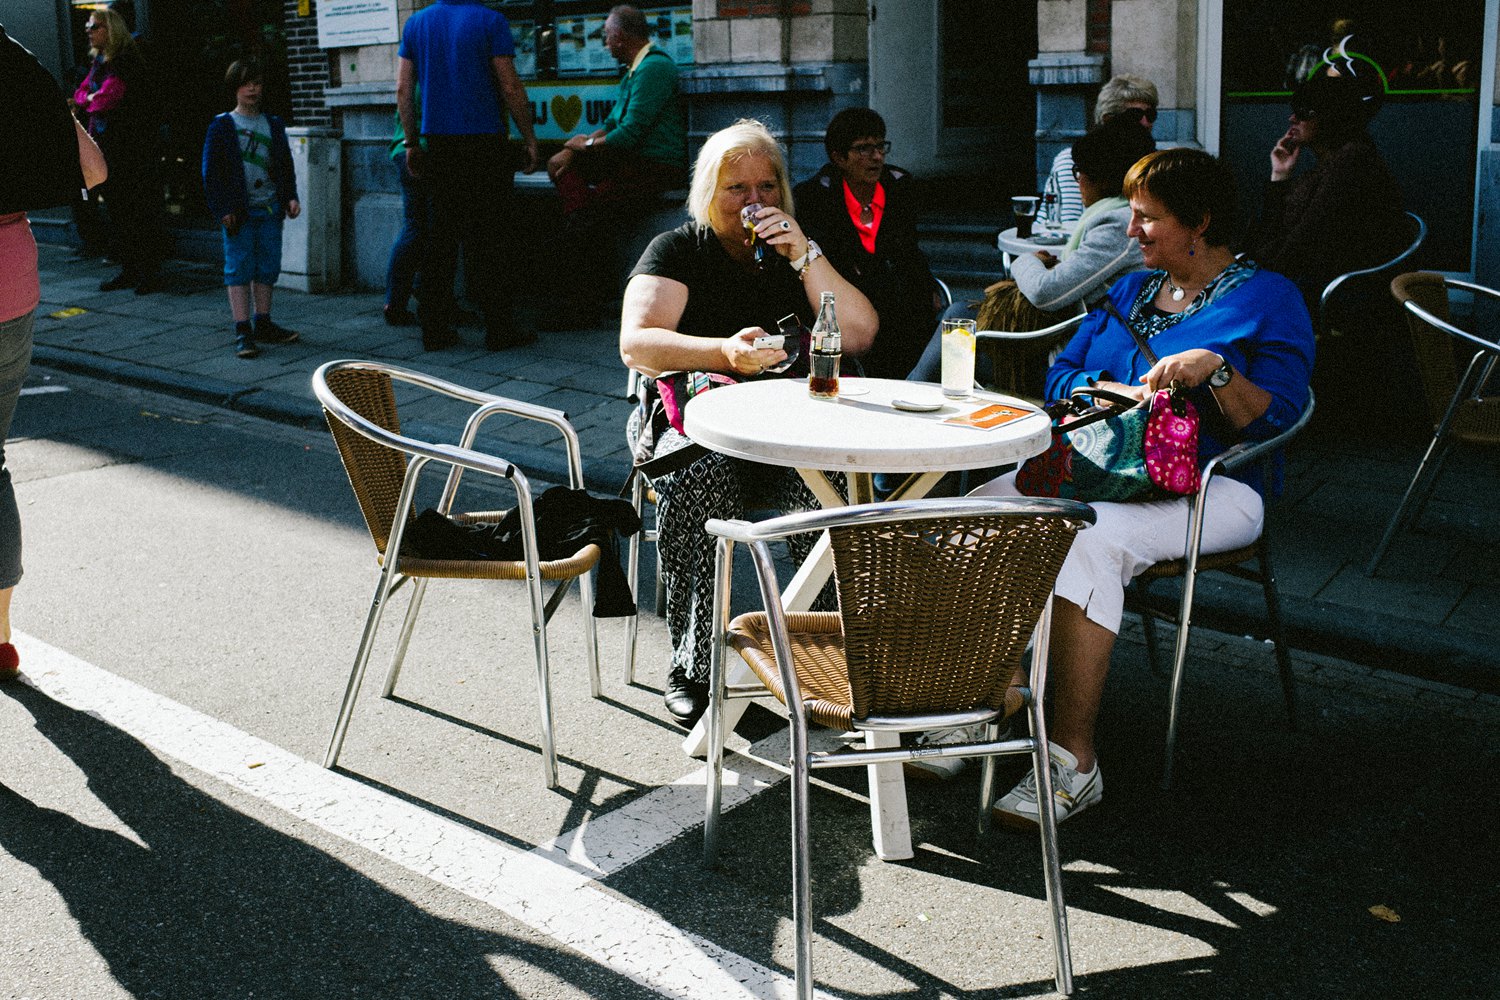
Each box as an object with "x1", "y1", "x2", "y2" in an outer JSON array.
[{"x1": 2, "y1": 366, "x2": 1497, "y2": 999}]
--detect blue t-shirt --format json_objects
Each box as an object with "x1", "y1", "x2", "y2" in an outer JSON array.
[{"x1": 398, "y1": 0, "x2": 515, "y2": 136}]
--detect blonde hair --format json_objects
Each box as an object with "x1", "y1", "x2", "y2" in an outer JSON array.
[
  {"x1": 89, "y1": 8, "x2": 136, "y2": 62},
  {"x1": 686, "y1": 119, "x2": 794, "y2": 228}
]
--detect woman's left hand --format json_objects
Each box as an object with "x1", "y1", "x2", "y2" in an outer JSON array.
[
  {"x1": 749, "y1": 205, "x2": 808, "y2": 262},
  {"x1": 1140, "y1": 349, "x2": 1224, "y2": 393}
]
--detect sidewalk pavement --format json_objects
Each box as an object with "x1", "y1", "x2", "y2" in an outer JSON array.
[{"x1": 29, "y1": 242, "x2": 1500, "y2": 693}]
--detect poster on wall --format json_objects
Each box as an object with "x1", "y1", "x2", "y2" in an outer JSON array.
[
  {"x1": 511, "y1": 20, "x2": 536, "y2": 78},
  {"x1": 555, "y1": 16, "x2": 588, "y2": 75},
  {"x1": 662, "y1": 7, "x2": 694, "y2": 65},
  {"x1": 316, "y1": 0, "x2": 398, "y2": 49},
  {"x1": 585, "y1": 16, "x2": 615, "y2": 74}
]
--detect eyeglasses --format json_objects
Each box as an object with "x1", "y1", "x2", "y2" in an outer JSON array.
[
  {"x1": 847, "y1": 140, "x2": 892, "y2": 158},
  {"x1": 1105, "y1": 106, "x2": 1157, "y2": 125},
  {"x1": 1291, "y1": 106, "x2": 1318, "y2": 121}
]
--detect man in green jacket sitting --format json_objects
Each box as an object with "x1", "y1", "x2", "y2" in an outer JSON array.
[{"x1": 544, "y1": 4, "x2": 685, "y2": 329}]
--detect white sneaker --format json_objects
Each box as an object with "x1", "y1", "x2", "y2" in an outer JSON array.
[
  {"x1": 993, "y1": 744, "x2": 1101, "y2": 829},
  {"x1": 903, "y1": 723, "x2": 991, "y2": 781}
]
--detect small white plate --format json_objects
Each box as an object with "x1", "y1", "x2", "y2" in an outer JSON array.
[{"x1": 891, "y1": 397, "x2": 943, "y2": 412}]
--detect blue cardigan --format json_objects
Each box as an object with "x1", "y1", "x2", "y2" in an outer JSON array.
[
  {"x1": 1046, "y1": 267, "x2": 1315, "y2": 488},
  {"x1": 201, "y1": 112, "x2": 298, "y2": 220}
]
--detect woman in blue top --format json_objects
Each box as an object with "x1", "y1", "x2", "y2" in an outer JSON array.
[{"x1": 975, "y1": 148, "x2": 1315, "y2": 829}]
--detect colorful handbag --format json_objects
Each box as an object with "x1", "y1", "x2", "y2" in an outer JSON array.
[{"x1": 1016, "y1": 296, "x2": 1201, "y2": 502}]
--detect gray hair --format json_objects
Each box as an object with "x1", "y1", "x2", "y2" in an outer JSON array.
[
  {"x1": 607, "y1": 5, "x2": 649, "y2": 40},
  {"x1": 1095, "y1": 75, "x2": 1159, "y2": 123}
]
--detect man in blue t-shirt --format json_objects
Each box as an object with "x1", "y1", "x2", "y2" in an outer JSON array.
[{"x1": 398, "y1": 0, "x2": 539, "y2": 351}]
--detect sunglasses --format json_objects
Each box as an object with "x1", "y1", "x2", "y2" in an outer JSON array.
[
  {"x1": 85, "y1": 22, "x2": 104, "y2": 31},
  {"x1": 1291, "y1": 106, "x2": 1319, "y2": 121},
  {"x1": 847, "y1": 140, "x2": 892, "y2": 157},
  {"x1": 1105, "y1": 106, "x2": 1158, "y2": 125}
]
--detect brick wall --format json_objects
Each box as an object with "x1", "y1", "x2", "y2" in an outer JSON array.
[
  {"x1": 1087, "y1": 0, "x2": 1111, "y2": 55},
  {"x1": 284, "y1": 0, "x2": 332, "y2": 127}
]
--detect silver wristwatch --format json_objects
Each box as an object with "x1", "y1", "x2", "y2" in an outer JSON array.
[
  {"x1": 1208, "y1": 356, "x2": 1234, "y2": 389},
  {"x1": 791, "y1": 239, "x2": 823, "y2": 276}
]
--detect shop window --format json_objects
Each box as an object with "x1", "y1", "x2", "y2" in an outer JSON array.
[{"x1": 1220, "y1": 1, "x2": 1484, "y2": 271}]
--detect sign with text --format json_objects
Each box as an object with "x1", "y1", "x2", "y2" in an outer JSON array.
[
  {"x1": 512, "y1": 81, "x2": 623, "y2": 141},
  {"x1": 317, "y1": 0, "x2": 398, "y2": 49}
]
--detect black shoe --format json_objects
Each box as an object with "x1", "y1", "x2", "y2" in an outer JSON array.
[
  {"x1": 384, "y1": 305, "x2": 417, "y2": 327},
  {"x1": 254, "y1": 319, "x2": 299, "y2": 344},
  {"x1": 235, "y1": 333, "x2": 260, "y2": 359},
  {"x1": 422, "y1": 327, "x2": 460, "y2": 351},
  {"x1": 663, "y1": 665, "x2": 710, "y2": 728},
  {"x1": 99, "y1": 271, "x2": 134, "y2": 292}
]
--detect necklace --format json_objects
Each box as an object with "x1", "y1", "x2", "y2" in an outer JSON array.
[{"x1": 1165, "y1": 274, "x2": 1190, "y2": 302}]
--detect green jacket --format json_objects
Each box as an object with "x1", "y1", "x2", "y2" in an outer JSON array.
[{"x1": 602, "y1": 45, "x2": 684, "y2": 168}]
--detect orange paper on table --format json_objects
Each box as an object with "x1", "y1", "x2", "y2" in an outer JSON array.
[{"x1": 943, "y1": 403, "x2": 1032, "y2": 430}]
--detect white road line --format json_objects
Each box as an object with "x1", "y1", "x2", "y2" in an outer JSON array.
[
  {"x1": 13, "y1": 632, "x2": 833, "y2": 1000},
  {"x1": 19, "y1": 385, "x2": 69, "y2": 396}
]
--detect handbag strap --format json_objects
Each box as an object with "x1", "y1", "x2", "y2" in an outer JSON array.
[{"x1": 1099, "y1": 295, "x2": 1159, "y2": 366}]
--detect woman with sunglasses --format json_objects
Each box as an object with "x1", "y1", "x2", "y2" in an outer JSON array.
[
  {"x1": 1247, "y1": 71, "x2": 1405, "y2": 320},
  {"x1": 1047, "y1": 76, "x2": 1159, "y2": 226}
]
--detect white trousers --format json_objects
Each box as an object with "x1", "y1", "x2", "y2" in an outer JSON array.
[{"x1": 971, "y1": 472, "x2": 1265, "y2": 634}]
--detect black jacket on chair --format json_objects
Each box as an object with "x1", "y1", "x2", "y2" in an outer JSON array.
[{"x1": 794, "y1": 163, "x2": 938, "y2": 380}]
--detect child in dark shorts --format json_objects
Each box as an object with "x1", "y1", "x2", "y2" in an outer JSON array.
[{"x1": 201, "y1": 59, "x2": 300, "y2": 358}]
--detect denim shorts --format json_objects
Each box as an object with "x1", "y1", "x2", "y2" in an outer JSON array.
[{"x1": 222, "y1": 209, "x2": 284, "y2": 286}]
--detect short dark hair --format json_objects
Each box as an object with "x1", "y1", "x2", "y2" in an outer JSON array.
[
  {"x1": 607, "y1": 5, "x2": 649, "y2": 40},
  {"x1": 1070, "y1": 119, "x2": 1157, "y2": 198},
  {"x1": 1123, "y1": 148, "x2": 1242, "y2": 249},
  {"x1": 823, "y1": 107, "x2": 885, "y2": 161},
  {"x1": 225, "y1": 59, "x2": 262, "y2": 90}
]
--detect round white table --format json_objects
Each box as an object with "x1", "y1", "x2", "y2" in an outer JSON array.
[
  {"x1": 683, "y1": 375, "x2": 1050, "y2": 479},
  {"x1": 997, "y1": 225, "x2": 1072, "y2": 258},
  {"x1": 681, "y1": 376, "x2": 1052, "y2": 860}
]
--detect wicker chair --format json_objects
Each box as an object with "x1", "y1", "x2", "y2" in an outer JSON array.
[
  {"x1": 315, "y1": 360, "x2": 602, "y2": 790},
  {"x1": 1124, "y1": 392, "x2": 1315, "y2": 789},
  {"x1": 1366, "y1": 273, "x2": 1500, "y2": 576},
  {"x1": 703, "y1": 496, "x2": 1096, "y2": 1000}
]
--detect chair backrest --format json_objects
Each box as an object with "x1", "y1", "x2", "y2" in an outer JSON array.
[
  {"x1": 1391, "y1": 270, "x2": 1459, "y2": 427},
  {"x1": 1319, "y1": 210, "x2": 1427, "y2": 333},
  {"x1": 827, "y1": 507, "x2": 1087, "y2": 718},
  {"x1": 320, "y1": 366, "x2": 410, "y2": 554}
]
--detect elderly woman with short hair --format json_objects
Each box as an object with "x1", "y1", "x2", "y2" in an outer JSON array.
[
  {"x1": 975, "y1": 148, "x2": 1315, "y2": 828},
  {"x1": 1048, "y1": 75, "x2": 1159, "y2": 225},
  {"x1": 620, "y1": 118, "x2": 876, "y2": 726}
]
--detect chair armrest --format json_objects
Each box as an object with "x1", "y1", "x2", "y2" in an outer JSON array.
[
  {"x1": 975, "y1": 311, "x2": 1085, "y2": 344},
  {"x1": 1402, "y1": 297, "x2": 1500, "y2": 357},
  {"x1": 706, "y1": 496, "x2": 1095, "y2": 545},
  {"x1": 1200, "y1": 390, "x2": 1316, "y2": 484}
]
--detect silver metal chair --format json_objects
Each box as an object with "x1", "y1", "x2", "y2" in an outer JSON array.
[
  {"x1": 1367, "y1": 273, "x2": 1500, "y2": 576},
  {"x1": 703, "y1": 496, "x2": 1096, "y2": 1000},
  {"x1": 314, "y1": 360, "x2": 601, "y2": 789},
  {"x1": 975, "y1": 309, "x2": 1087, "y2": 399},
  {"x1": 1126, "y1": 392, "x2": 1316, "y2": 789},
  {"x1": 1317, "y1": 210, "x2": 1426, "y2": 336}
]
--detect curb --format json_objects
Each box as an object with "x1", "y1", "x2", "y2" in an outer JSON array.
[{"x1": 31, "y1": 344, "x2": 634, "y2": 495}]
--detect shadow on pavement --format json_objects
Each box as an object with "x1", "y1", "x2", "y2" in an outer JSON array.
[{"x1": 0, "y1": 683, "x2": 661, "y2": 999}]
